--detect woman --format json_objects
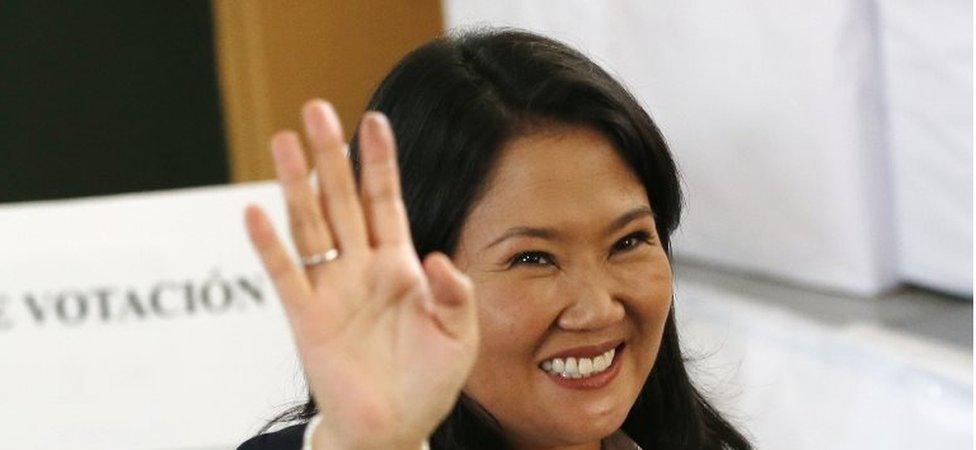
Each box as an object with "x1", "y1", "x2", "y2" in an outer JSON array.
[{"x1": 239, "y1": 29, "x2": 752, "y2": 450}]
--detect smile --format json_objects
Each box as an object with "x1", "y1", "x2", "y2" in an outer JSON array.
[
  {"x1": 540, "y1": 345, "x2": 617, "y2": 378},
  {"x1": 539, "y1": 343, "x2": 626, "y2": 390}
]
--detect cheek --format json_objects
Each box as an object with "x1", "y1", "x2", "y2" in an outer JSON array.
[
  {"x1": 471, "y1": 277, "x2": 557, "y2": 358},
  {"x1": 618, "y1": 256, "x2": 673, "y2": 332},
  {"x1": 464, "y1": 277, "x2": 557, "y2": 388}
]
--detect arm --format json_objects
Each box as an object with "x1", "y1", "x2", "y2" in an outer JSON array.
[{"x1": 302, "y1": 413, "x2": 431, "y2": 450}]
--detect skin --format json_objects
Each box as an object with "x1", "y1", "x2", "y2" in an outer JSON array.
[
  {"x1": 247, "y1": 100, "x2": 670, "y2": 450},
  {"x1": 452, "y1": 123, "x2": 674, "y2": 450},
  {"x1": 246, "y1": 101, "x2": 479, "y2": 450}
]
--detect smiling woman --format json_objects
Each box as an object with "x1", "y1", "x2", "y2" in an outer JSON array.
[
  {"x1": 239, "y1": 28, "x2": 752, "y2": 450},
  {"x1": 451, "y1": 123, "x2": 677, "y2": 448}
]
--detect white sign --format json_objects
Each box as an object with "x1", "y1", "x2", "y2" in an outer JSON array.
[{"x1": 0, "y1": 183, "x2": 305, "y2": 449}]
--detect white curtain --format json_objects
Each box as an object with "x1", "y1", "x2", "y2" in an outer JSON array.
[
  {"x1": 878, "y1": 0, "x2": 973, "y2": 296},
  {"x1": 443, "y1": 0, "x2": 973, "y2": 297}
]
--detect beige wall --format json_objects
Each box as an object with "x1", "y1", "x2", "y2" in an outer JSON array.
[{"x1": 212, "y1": 1, "x2": 444, "y2": 182}]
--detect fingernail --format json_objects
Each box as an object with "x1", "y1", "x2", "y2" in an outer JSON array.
[
  {"x1": 359, "y1": 113, "x2": 380, "y2": 162},
  {"x1": 370, "y1": 112, "x2": 392, "y2": 141},
  {"x1": 321, "y1": 102, "x2": 339, "y2": 123},
  {"x1": 368, "y1": 110, "x2": 388, "y2": 127},
  {"x1": 302, "y1": 101, "x2": 324, "y2": 134}
]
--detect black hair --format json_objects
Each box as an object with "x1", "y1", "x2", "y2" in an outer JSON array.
[{"x1": 258, "y1": 27, "x2": 752, "y2": 450}]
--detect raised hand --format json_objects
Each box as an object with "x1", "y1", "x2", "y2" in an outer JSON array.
[{"x1": 244, "y1": 100, "x2": 479, "y2": 450}]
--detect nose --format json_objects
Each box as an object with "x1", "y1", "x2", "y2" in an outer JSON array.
[{"x1": 556, "y1": 271, "x2": 625, "y2": 331}]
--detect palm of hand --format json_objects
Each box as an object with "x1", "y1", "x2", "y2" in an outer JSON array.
[
  {"x1": 245, "y1": 101, "x2": 479, "y2": 449},
  {"x1": 297, "y1": 250, "x2": 475, "y2": 446}
]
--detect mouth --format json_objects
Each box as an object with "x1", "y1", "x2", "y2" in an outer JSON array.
[{"x1": 538, "y1": 342, "x2": 626, "y2": 390}]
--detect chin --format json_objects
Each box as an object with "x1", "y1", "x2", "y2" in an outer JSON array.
[{"x1": 555, "y1": 400, "x2": 631, "y2": 439}]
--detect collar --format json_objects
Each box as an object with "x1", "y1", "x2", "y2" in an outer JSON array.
[{"x1": 602, "y1": 429, "x2": 643, "y2": 450}]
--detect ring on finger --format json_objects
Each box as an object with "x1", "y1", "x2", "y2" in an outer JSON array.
[{"x1": 301, "y1": 248, "x2": 341, "y2": 267}]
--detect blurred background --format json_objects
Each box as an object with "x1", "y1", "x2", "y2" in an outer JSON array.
[{"x1": 0, "y1": 1, "x2": 971, "y2": 448}]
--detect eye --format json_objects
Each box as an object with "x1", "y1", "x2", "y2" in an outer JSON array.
[
  {"x1": 508, "y1": 251, "x2": 555, "y2": 268},
  {"x1": 612, "y1": 230, "x2": 654, "y2": 253}
]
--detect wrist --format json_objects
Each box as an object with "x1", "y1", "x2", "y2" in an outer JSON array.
[{"x1": 305, "y1": 414, "x2": 429, "y2": 450}]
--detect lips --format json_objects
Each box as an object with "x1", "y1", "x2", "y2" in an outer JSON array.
[{"x1": 539, "y1": 339, "x2": 624, "y2": 362}]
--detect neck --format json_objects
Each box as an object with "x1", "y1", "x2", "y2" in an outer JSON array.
[
  {"x1": 511, "y1": 441, "x2": 602, "y2": 450},
  {"x1": 511, "y1": 431, "x2": 635, "y2": 450}
]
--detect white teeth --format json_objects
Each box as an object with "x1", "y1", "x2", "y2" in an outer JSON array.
[
  {"x1": 540, "y1": 346, "x2": 619, "y2": 378},
  {"x1": 578, "y1": 357, "x2": 594, "y2": 376},
  {"x1": 551, "y1": 358, "x2": 565, "y2": 373},
  {"x1": 565, "y1": 357, "x2": 578, "y2": 375},
  {"x1": 593, "y1": 355, "x2": 606, "y2": 371}
]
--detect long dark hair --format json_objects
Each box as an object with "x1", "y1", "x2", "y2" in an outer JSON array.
[{"x1": 259, "y1": 28, "x2": 752, "y2": 450}]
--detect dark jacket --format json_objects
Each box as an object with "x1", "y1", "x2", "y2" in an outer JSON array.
[
  {"x1": 237, "y1": 423, "x2": 308, "y2": 450},
  {"x1": 237, "y1": 423, "x2": 641, "y2": 449}
]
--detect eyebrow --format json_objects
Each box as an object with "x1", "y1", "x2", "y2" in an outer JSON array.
[{"x1": 483, "y1": 206, "x2": 654, "y2": 250}]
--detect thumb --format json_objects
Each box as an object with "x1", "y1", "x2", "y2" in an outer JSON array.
[{"x1": 422, "y1": 252, "x2": 478, "y2": 341}]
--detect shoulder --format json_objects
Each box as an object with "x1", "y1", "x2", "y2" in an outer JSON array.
[{"x1": 237, "y1": 422, "x2": 309, "y2": 450}]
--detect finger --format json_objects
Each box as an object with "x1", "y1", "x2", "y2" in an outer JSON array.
[
  {"x1": 422, "y1": 252, "x2": 478, "y2": 342},
  {"x1": 359, "y1": 112, "x2": 412, "y2": 248},
  {"x1": 271, "y1": 131, "x2": 336, "y2": 282},
  {"x1": 302, "y1": 100, "x2": 370, "y2": 253},
  {"x1": 244, "y1": 204, "x2": 313, "y2": 318}
]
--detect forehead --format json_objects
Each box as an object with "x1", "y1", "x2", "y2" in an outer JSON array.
[{"x1": 466, "y1": 124, "x2": 647, "y2": 232}]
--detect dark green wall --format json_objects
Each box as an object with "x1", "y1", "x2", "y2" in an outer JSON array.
[{"x1": 0, "y1": 1, "x2": 228, "y2": 203}]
